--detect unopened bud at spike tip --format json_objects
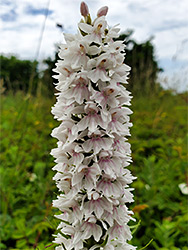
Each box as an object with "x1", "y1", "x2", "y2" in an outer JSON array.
[
  {"x1": 80, "y1": 1, "x2": 89, "y2": 17},
  {"x1": 97, "y1": 6, "x2": 108, "y2": 17}
]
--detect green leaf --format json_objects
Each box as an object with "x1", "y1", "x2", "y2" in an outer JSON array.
[
  {"x1": 131, "y1": 220, "x2": 141, "y2": 234},
  {"x1": 139, "y1": 239, "x2": 153, "y2": 250},
  {"x1": 100, "y1": 235, "x2": 109, "y2": 247},
  {"x1": 12, "y1": 231, "x2": 25, "y2": 239},
  {"x1": 0, "y1": 242, "x2": 7, "y2": 249},
  {"x1": 16, "y1": 239, "x2": 27, "y2": 249},
  {"x1": 15, "y1": 218, "x2": 26, "y2": 231}
]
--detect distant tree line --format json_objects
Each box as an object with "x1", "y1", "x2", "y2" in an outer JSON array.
[
  {"x1": 0, "y1": 30, "x2": 162, "y2": 96},
  {"x1": 116, "y1": 30, "x2": 162, "y2": 94},
  {"x1": 0, "y1": 55, "x2": 39, "y2": 94}
]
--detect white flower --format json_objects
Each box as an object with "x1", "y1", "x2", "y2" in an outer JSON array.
[
  {"x1": 53, "y1": 172, "x2": 72, "y2": 193},
  {"x1": 79, "y1": 16, "x2": 107, "y2": 44},
  {"x1": 70, "y1": 151, "x2": 84, "y2": 167},
  {"x1": 90, "y1": 86, "x2": 118, "y2": 109},
  {"x1": 81, "y1": 216, "x2": 103, "y2": 242},
  {"x1": 63, "y1": 76, "x2": 90, "y2": 104},
  {"x1": 105, "y1": 24, "x2": 121, "y2": 42},
  {"x1": 104, "y1": 241, "x2": 137, "y2": 250},
  {"x1": 178, "y1": 183, "x2": 188, "y2": 195},
  {"x1": 107, "y1": 107, "x2": 133, "y2": 136},
  {"x1": 53, "y1": 233, "x2": 69, "y2": 248},
  {"x1": 103, "y1": 41, "x2": 125, "y2": 67},
  {"x1": 109, "y1": 64, "x2": 131, "y2": 85},
  {"x1": 108, "y1": 222, "x2": 132, "y2": 242},
  {"x1": 72, "y1": 101, "x2": 106, "y2": 135},
  {"x1": 96, "y1": 177, "x2": 124, "y2": 198},
  {"x1": 59, "y1": 37, "x2": 100, "y2": 70},
  {"x1": 98, "y1": 152, "x2": 122, "y2": 178},
  {"x1": 82, "y1": 132, "x2": 113, "y2": 155},
  {"x1": 51, "y1": 119, "x2": 76, "y2": 143},
  {"x1": 87, "y1": 57, "x2": 111, "y2": 83},
  {"x1": 84, "y1": 196, "x2": 113, "y2": 219},
  {"x1": 72, "y1": 163, "x2": 101, "y2": 192},
  {"x1": 51, "y1": 2, "x2": 136, "y2": 249}
]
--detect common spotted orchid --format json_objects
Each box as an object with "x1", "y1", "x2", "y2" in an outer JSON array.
[{"x1": 51, "y1": 2, "x2": 136, "y2": 249}]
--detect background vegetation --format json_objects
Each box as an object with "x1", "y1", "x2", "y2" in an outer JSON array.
[{"x1": 0, "y1": 32, "x2": 187, "y2": 250}]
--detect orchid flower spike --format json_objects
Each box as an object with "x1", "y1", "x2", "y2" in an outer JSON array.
[{"x1": 51, "y1": 2, "x2": 136, "y2": 250}]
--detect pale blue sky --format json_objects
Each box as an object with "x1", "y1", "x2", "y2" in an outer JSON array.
[{"x1": 0, "y1": 0, "x2": 188, "y2": 91}]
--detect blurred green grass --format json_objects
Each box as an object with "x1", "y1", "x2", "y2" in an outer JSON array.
[{"x1": 0, "y1": 90, "x2": 187, "y2": 249}]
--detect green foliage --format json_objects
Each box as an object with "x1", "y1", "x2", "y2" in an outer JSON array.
[
  {"x1": 0, "y1": 92, "x2": 58, "y2": 249},
  {"x1": 0, "y1": 90, "x2": 187, "y2": 249},
  {"x1": 128, "y1": 91, "x2": 188, "y2": 249},
  {"x1": 116, "y1": 30, "x2": 162, "y2": 95},
  {"x1": 0, "y1": 55, "x2": 39, "y2": 94}
]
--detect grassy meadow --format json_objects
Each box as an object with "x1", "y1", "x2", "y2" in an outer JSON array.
[{"x1": 0, "y1": 90, "x2": 187, "y2": 250}]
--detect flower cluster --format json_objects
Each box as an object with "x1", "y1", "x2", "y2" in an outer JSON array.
[{"x1": 51, "y1": 2, "x2": 136, "y2": 250}]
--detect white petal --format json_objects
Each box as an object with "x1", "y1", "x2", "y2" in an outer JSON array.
[
  {"x1": 72, "y1": 153, "x2": 84, "y2": 166},
  {"x1": 88, "y1": 69, "x2": 99, "y2": 83},
  {"x1": 103, "y1": 245, "x2": 114, "y2": 250},
  {"x1": 89, "y1": 245, "x2": 101, "y2": 250},
  {"x1": 93, "y1": 224, "x2": 102, "y2": 242},
  {"x1": 72, "y1": 172, "x2": 83, "y2": 186},
  {"x1": 98, "y1": 69, "x2": 110, "y2": 82},
  {"x1": 88, "y1": 45, "x2": 101, "y2": 55},
  {"x1": 95, "y1": 204, "x2": 104, "y2": 219},
  {"x1": 78, "y1": 23, "x2": 93, "y2": 33},
  {"x1": 88, "y1": 116, "x2": 98, "y2": 133},
  {"x1": 84, "y1": 177, "x2": 94, "y2": 191},
  {"x1": 179, "y1": 183, "x2": 188, "y2": 195},
  {"x1": 82, "y1": 140, "x2": 93, "y2": 152},
  {"x1": 76, "y1": 116, "x2": 88, "y2": 132}
]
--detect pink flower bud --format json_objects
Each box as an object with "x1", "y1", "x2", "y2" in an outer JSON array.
[
  {"x1": 97, "y1": 6, "x2": 108, "y2": 17},
  {"x1": 80, "y1": 2, "x2": 89, "y2": 17}
]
